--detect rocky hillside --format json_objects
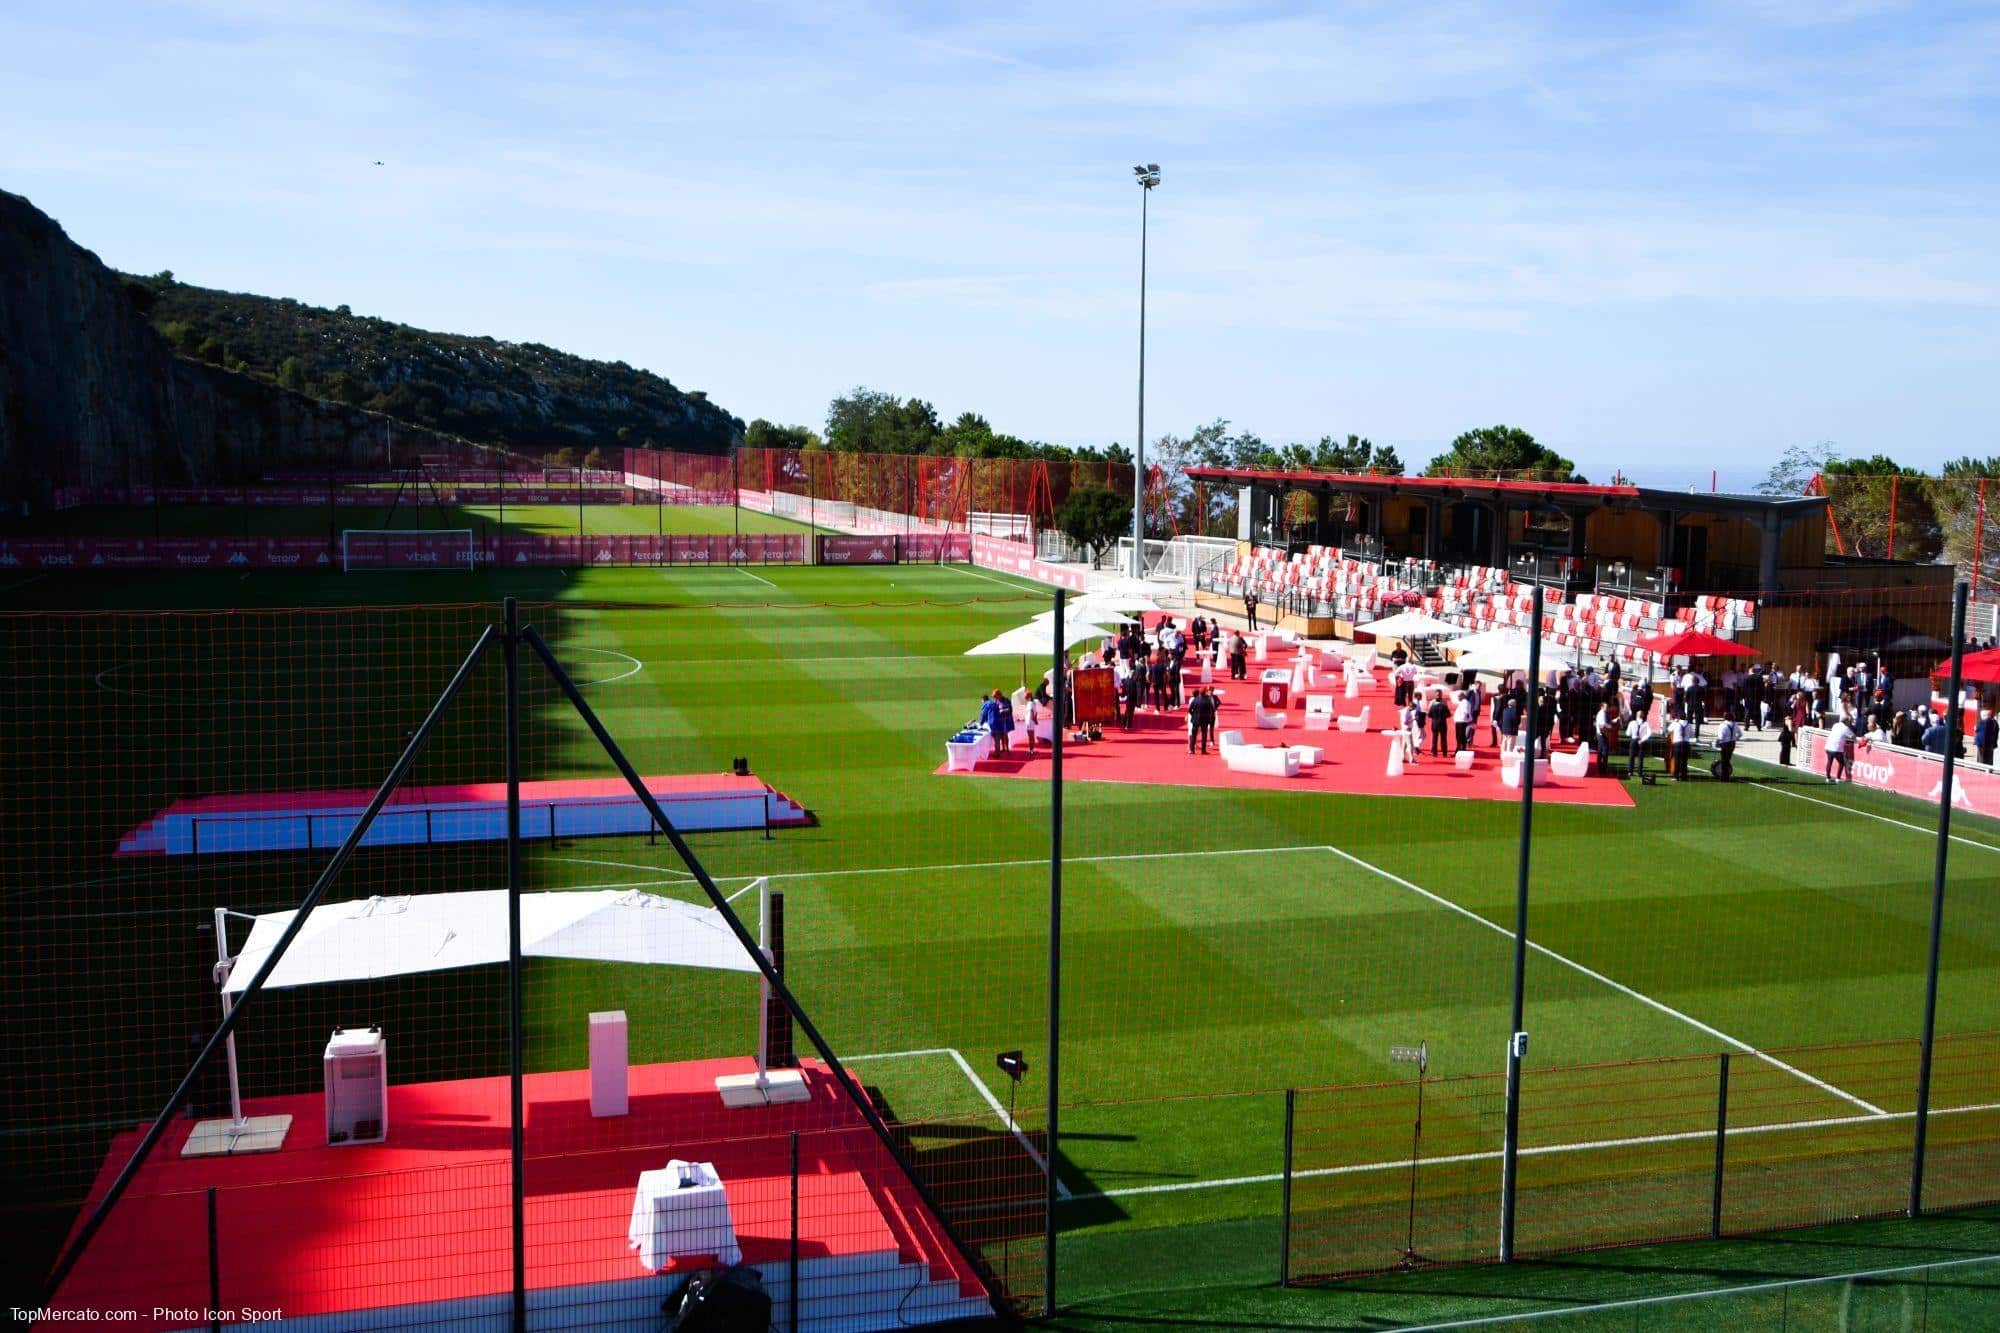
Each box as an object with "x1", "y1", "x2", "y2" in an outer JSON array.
[{"x1": 129, "y1": 275, "x2": 741, "y2": 457}]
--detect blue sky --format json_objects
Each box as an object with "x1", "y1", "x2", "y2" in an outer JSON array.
[{"x1": 4, "y1": 0, "x2": 1997, "y2": 484}]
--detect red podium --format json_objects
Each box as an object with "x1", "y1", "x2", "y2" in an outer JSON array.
[{"x1": 1260, "y1": 668, "x2": 1292, "y2": 711}]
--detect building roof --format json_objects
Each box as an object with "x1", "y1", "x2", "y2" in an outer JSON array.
[{"x1": 1183, "y1": 466, "x2": 1827, "y2": 516}]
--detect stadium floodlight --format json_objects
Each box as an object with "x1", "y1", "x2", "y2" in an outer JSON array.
[
  {"x1": 1129, "y1": 161, "x2": 1160, "y2": 579},
  {"x1": 1389, "y1": 1040, "x2": 1430, "y2": 1269}
]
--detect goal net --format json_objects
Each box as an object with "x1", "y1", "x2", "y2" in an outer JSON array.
[{"x1": 340, "y1": 529, "x2": 478, "y2": 573}]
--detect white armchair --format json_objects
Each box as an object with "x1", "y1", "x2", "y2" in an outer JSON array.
[
  {"x1": 1336, "y1": 706, "x2": 1371, "y2": 734},
  {"x1": 1220, "y1": 731, "x2": 1301, "y2": 777},
  {"x1": 1303, "y1": 695, "x2": 1335, "y2": 732},
  {"x1": 1255, "y1": 703, "x2": 1288, "y2": 730},
  {"x1": 1551, "y1": 742, "x2": 1592, "y2": 779}
]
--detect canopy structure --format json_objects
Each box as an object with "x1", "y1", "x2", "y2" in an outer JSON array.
[
  {"x1": 1065, "y1": 591, "x2": 1162, "y2": 618},
  {"x1": 211, "y1": 886, "x2": 774, "y2": 1135},
  {"x1": 223, "y1": 889, "x2": 759, "y2": 994},
  {"x1": 1633, "y1": 629, "x2": 1757, "y2": 659},
  {"x1": 1820, "y1": 616, "x2": 1950, "y2": 657},
  {"x1": 965, "y1": 618, "x2": 1112, "y2": 658},
  {"x1": 1089, "y1": 574, "x2": 1173, "y2": 601},
  {"x1": 1361, "y1": 610, "x2": 1467, "y2": 640},
  {"x1": 1438, "y1": 627, "x2": 1572, "y2": 673}
]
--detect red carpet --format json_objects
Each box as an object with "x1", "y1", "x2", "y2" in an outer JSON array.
[
  {"x1": 52, "y1": 1057, "x2": 982, "y2": 1329},
  {"x1": 942, "y1": 660, "x2": 1634, "y2": 808}
]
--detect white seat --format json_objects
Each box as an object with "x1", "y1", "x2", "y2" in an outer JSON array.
[
  {"x1": 1255, "y1": 704, "x2": 1288, "y2": 730},
  {"x1": 1551, "y1": 743, "x2": 1592, "y2": 779},
  {"x1": 1453, "y1": 750, "x2": 1476, "y2": 771},
  {"x1": 1303, "y1": 695, "x2": 1334, "y2": 732},
  {"x1": 1219, "y1": 732, "x2": 1301, "y2": 776},
  {"x1": 1288, "y1": 745, "x2": 1323, "y2": 768},
  {"x1": 1336, "y1": 706, "x2": 1371, "y2": 734},
  {"x1": 1344, "y1": 675, "x2": 1360, "y2": 699}
]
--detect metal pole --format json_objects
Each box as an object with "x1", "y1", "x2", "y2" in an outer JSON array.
[
  {"x1": 1499, "y1": 582, "x2": 1543, "y2": 1262},
  {"x1": 504, "y1": 597, "x2": 526, "y2": 1333},
  {"x1": 1279, "y1": 1089, "x2": 1295, "y2": 1286},
  {"x1": 1711, "y1": 1052, "x2": 1731, "y2": 1238},
  {"x1": 1911, "y1": 579, "x2": 1969, "y2": 1216},
  {"x1": 212, "y1": 908, "x2": 245, "y2": 1130},
  {"x1": 207, "y1": 1187, "x2": 221, "y2": 1333},
  {"x1": 788, "y1": 1130, "x2": 801, "y2": 1333},
  {"x1": 1045, "y1": 587, "x2": 1066, "y2": 1314},
  {"x1": 39, "y1": 626, "x2": 498, "y2": 1310},
  {"x1": 1132, "y1": 178, "x2": 1149, "y2": 580}
]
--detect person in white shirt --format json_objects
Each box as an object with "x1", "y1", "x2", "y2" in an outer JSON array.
[
  {"x1": 1712, "y1": 716, "x2": 1742, "y2": 781},
  {"x1": 1452, "y1": 691, "x2": 1473, "y2": 752},
  {"x1": 1625, "y1": 712, "x2": 1654, "y2": 777},
  {"x1": 1668, "y1": 712, "x2": 1695, "y2": 780},
  {"x1": 1400, "y1": 699, "x2": 1423, "y2": 762},
  {"x1": 1825, "y1": 716, "x2": 1857, "y2": 783}
]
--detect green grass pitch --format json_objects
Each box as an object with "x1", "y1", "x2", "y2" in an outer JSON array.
[
  {"x1": 0, "y1": 500, "x2": 823, "y2": 539},
  {"x1": 4, "y1": 560, "x2": 1999, "y2": 1324}
]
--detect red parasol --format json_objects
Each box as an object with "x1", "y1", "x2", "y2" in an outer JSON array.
[
  {"x1": 1633, "y1": 629, "x2": 1758, "y2": 659},
  {"x1": 1936, "y1": 647, "x2": 2000, "y2": 685}
]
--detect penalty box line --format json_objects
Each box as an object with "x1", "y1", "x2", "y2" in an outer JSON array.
[
  {"x1": 1316, "y1": 844, "x2": 1890, "y2": 1119},
  {"x1": 844, "y1": 1047, "x2": 1068, "y2": 1198},
  {"x1": 1066, "y1": 1094, "x2": 2000, "y2": 1203}
]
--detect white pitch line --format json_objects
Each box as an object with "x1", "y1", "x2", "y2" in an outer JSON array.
[
  {"x1": 732, "y1": 567, "x2": 778, "y2": 589},
  {"x1": 1753, "y1": 779, "x2": 2000, "y2": 855},
  {"x1": 845, "y1": 1046, "x2": 1068, "y2": 1197},
  {"x1": 545, "y1": 854, "x2": 696, "y2": 880},
  {"x1": 944, "y1": 563, "x2": 1043, "y2": 593},
  {"x1": 1318, "y1": 844, "x2": 1890, "y2": 1118},
  {"x1": 754, "y1": 842, "x2": 1331, "y2": 884},
  {"x1": 0, "y1": 572, "x2": 48, "y2": 593},
  {"x1": 1068, "y1": 1095, "x2": 2000, "y2": 1203},
  {"x1": 1396, "y1": 1251, "x2": 2000, "y2": 1332}
]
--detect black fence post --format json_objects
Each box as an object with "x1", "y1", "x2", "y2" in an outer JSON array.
[
  {"x1": 1280, "y1": 1089, "x2": 1296, "y2": 1287},
  {"x1": 1045, "y1": 588, "x2": 1066, "y2": 1317},
  {"x1": 1711, "y1": 1052, "x2": 1730, "y2": 1238},
  {"x1": 504, "y1": 597, "x2": 526, "y2": 1333},
  {"x1": 1499, "y1": 583, "x2": 1544, "y2": 1262},
  {"x1": 1913, "y1": 580, "x2": 1970, "y2": 1216},
  {"x1": 789, "y1": 1131, "x2": 801, "y2": 1333},
  {"x1": 206, "y1": 1187, "x2": 220, "y2": 1333}
]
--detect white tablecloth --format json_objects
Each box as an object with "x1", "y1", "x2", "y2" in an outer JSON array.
[{"x1": 628, "y1": 1160, "x2": 741, "y2": 1270}]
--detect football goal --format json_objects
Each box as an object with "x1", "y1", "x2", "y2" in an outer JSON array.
[{"x1": 340, "y1": 529, "x2": 478, "y2": 573}]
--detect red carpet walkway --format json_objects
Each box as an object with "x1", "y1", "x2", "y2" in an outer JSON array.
[{"x1": 941, "y1": 660, "x2": 1634, "y2": 808}]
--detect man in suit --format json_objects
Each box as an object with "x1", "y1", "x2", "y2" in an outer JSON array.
[
  {"x1": 1187, "y1": 686, "x2": 1218, "y2": 754},
  {"x1": 1977, "y1": 709, "x2": 1998, "y2": 767},
  {"x1": 1244, "y1": 590, "x2": 1260, "y2": 631}
]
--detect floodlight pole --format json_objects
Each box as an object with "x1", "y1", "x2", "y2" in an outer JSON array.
[
  {"x1": 1911, "y1": 579, "x2": 1969, "y2": 1216},
  {"x1": 503, "y1": 596, "x2": 527, "y2": 1333},
  {"x1": 1046, "y1": 587, "x2": 1067, "y2": 1313},
  {"x1": 1131, "y1": 166, "x2": 1159, "y2": 580},
  {"x1": 1499, "y1": 582, "x2": 1544, "y2": 1262}
]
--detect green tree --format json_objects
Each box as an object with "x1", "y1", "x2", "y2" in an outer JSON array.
[
  {"x1": 276, "y1": 356, "x2": 309, "y2": 393},
  {"x1": 745, "y1": 419, "x2": 818, "y2": 451},
  {"x1": 547, "y1": 447, "x2": 580, "y2": 468},
  {"x1": 1756, "y1": 440, "x2": 1841, "y2": 497},
  {"x1": 1055, "y1": 485, "x2": 1133, "y2": 563},
  {"x1": 582, "y1": 446, "x2": 609, "y2": 470},
  {"x1": 1822, "y1": 455, "x2": 1939, "y2": 560},
  {"x1": 1424, "y1": 425, "x2": 1575, "y2": 480}
]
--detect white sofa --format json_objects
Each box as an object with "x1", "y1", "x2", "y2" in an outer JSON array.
[
  {"x1": 1550, "y1": 742, "x2": 1592, "y2": 779},
  {"x1": 1336, "y1": 706, "x2": 1371, "y2": 734},
  {"x1": 1219, "y1": 730, "x2": 1301, "y2": 777},
  {"x1": 1500, "y1": 754, "x2": 1552, "y2": 788}
]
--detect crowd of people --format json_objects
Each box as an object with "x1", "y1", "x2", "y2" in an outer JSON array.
[{"x1": 969, "y1": 605, "x2": 1985, "y2": 789}]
